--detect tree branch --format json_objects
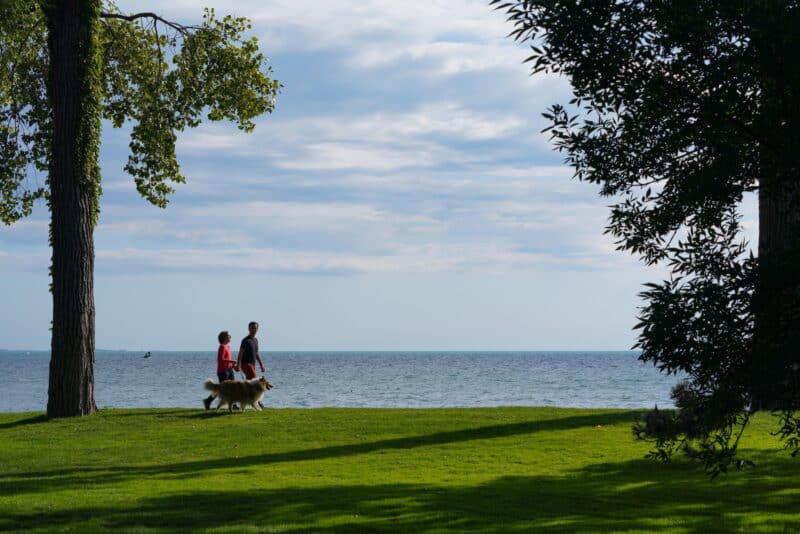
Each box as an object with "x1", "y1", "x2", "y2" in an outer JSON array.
[{"x1": 99, "y1": 11, "x2": 200, "y2": 36}]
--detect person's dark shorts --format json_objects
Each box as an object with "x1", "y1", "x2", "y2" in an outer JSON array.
[{"x1": 217, "y1": 369, "x2": 235, "y2": 382}]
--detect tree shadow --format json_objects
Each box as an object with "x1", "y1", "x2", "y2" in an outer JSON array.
[
  {"x1": 0, "y1": 414, "x2": 48, "y2": 430},
  {"x1": 109, "y1": 410, "x2": 236, "y2": 419},
  {"x1": 0, "y1": 411, "x2": 637, "y2": 496},
  {"x1": 5, "y1": 457, "x2": 798, "y2": 532},
  {"x1": 99, "y1": 408, "x2": 209, "y2": 418}
]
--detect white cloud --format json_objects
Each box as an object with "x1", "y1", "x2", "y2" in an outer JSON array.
[
  {"x1": 486, "y1": 165, "x2": 574, "y2": 179},
  {"x1": 276, "y1": 142, "x2": 445, "y2": 172},
  {"x1": 336, "y1": 103, "x2": 529, "y2": 141},
  {"x1": 188, "y1": 0, "x2": 512, "y2": 51},
  {"x1": 169, "y1": 101, "x2": 538, "y2": 180},
  {"x1": 117, "y1": 0, "x2": 531, "y2": 79},
  {"x1": 94, "y1": 242, "x2": 581, "y2": 275},
  {"x1": 177, "y1": 132, "x2": 245, "y2": 151},
  {"x1": 87, "y1": 185, "x2": 641, "y2": 279},
  {"x1": 4, "y1": 1, "x2": 633, "y2": 280},
  {"x1": 0, "y1": 247, "x2": 49, "y2": 271},
  {"x1": 176, "y1": 101, "x2": 530, "y2": 154},
  {"x1": 350, "y1": 41, "x2": 525, "y2": 76}
]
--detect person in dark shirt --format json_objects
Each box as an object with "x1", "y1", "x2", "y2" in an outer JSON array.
[
  {"x1": 236, "y1": 321, "x2": 266, "y2": 408},
  {"x1": 236, "y1": 321, "x2": 265, "y2": 380}
]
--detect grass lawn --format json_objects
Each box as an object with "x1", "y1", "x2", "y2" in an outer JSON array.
[{"x1": 0, "y1": 407, "x2": 798, "y2": 533}]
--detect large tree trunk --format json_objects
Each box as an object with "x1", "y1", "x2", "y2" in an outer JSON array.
[
  {"x1": 752, "y1": 4, "x2": 800, "y2": 411},
  {"x1": 45, "y1": 0, "x2": 102, "y2": 417},
  {"x1": 754, "y1": 171, "x2": 800, "y2": 410}
]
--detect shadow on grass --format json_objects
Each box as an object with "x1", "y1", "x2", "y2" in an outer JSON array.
[
  {"x1": 5, "y1": 457, "x2": 799, "y2": 532},
  {"x1": 99, "y1": 408, "x2": 212, "y2": 418},
  {"x1": 0, "y1": 409, "x2": 215, "y2": 428},
  {"x1": 0, "y1": 414, "x2": 47, "y2": 430},
  {"x1": 104, "y1": 410, "x2": 237, "y2": 419},
  {"x1": 1, "y1": 411, "x2": 637, "y2": 495}
]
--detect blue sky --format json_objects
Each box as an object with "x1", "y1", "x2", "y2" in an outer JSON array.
[{"x1": 0, "y1": 1, "x2": 756, "y2": 351}]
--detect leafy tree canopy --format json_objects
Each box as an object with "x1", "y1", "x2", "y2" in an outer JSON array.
[
  {"x1": 492, "y1": 0, "x2": 800, "y2": 476},
  {"x1": 0, "y1": 0, "x2": 280, "y2": 223}
]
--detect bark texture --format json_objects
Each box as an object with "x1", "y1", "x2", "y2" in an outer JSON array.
[
  {"x1": 754, "y1": 169, "x2": 800, "y2": 410},
  {"x1": 45, "y1": 0, "x2": 99, "y2": 417},
  {"x1": 752, "y1": 4, "x2": 800, "y2": 410}
]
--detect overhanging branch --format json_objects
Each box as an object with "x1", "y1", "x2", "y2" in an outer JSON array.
[{"x1": 99, "y1": 11, "x2": 200, "y2": 36}]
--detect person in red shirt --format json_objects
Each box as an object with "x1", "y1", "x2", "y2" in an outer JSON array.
[{"x1": 203, "y1": 330, "x2": 237, "y2": 410}]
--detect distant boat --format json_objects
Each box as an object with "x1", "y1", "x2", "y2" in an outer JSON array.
[{"x1": 143, "y1": 351, "x2": 151, "y2": 359}]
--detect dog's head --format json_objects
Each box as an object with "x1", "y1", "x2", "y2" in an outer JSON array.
[{"x1": 258, "y1": 376, "x2": 274, "y2": 391}]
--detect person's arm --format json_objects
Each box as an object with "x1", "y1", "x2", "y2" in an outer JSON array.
[
  {"x1": 235, "y1": 346, "x2": 243, "y2": 371},
  {"x1": 256, "y1": 341, "x2": 265, "y2": 372}
]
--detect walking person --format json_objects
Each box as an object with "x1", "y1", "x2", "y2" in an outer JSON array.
[
  {"x1": 236, "y1": 321, "x2": 266, "y2": 407},
  {"x1": 203, "y1": 330, "x2": 237, "y2": 410}
]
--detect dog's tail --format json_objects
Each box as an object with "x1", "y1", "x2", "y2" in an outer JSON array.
[{"x1": 204, "y1": 378, "x2": 219, "y2": 393}]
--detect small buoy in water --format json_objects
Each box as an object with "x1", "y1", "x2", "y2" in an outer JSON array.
[{"x1": 143, "y1": 351, "x2": 151, "y2": 358}]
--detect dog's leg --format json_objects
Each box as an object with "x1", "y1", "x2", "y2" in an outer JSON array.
[{"x1": 253, "y1": 401, "x2": 262, "y2": 411}]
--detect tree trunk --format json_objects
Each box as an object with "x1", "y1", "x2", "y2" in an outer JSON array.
[
  {"x1": 45, "y1": 0, "x2": 101, "y2": 417},
  {"x1": 752, "y1": 4, "x2": 800, "y2": 411},
  {"x1": 754, "y1": 170, "x2": 800, "y2": 410}
]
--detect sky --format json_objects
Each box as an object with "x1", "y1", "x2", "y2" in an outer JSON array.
[{"x1": 0, "y1": 0, "x2": 756, "y2": 351}]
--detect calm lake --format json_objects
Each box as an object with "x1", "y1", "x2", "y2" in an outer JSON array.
[{"x1": 1, "y1": 350, "x2": 683, "y2": 412}]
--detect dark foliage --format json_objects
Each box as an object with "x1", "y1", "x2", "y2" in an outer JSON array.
[{"x1": 491, "y1": 0, "x2": 800, "y2": 474}]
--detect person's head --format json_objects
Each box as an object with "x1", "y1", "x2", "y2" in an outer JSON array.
[
  {"x1": 218, "y1": 330, "x2": 231, "y2": 344},
  {"x1": 248, "y1": 321, "x2": 259, "y2": 336}
]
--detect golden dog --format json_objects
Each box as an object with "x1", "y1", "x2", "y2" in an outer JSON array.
[{"x1": 203, "y1": 377, "x2": 273, "y2": 413}]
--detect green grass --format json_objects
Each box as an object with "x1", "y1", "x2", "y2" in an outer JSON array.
[{"x1": 0, "y1": 407, "x2": 798, "y2": 533}]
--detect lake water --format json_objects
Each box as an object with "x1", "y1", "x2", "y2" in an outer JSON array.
[{"x1": 0, "y1": 350, "x2": 682, "y2": 413}]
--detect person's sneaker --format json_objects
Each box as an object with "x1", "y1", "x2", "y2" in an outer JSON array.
[{"x1": 203, "y1": 397, "x2": 212, "y2": 410}]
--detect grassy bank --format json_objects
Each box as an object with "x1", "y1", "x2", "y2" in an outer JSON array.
[{"x1": 1, "y1": 407, "x2": 798, "y2": 532}]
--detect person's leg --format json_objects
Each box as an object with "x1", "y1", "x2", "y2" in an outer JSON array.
[
  {"x1": 223, "y1": 369, "x2": 240, "y2": 410},
  {"x1": 242, "y1": 363, "x2": 256, "y2": 379},
  {"x1": 241, "y1": 364, "x2": 265, "y2": 408},
  {"x1": 203, "y1": 374, "x2": 226, "y2": 410}
]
